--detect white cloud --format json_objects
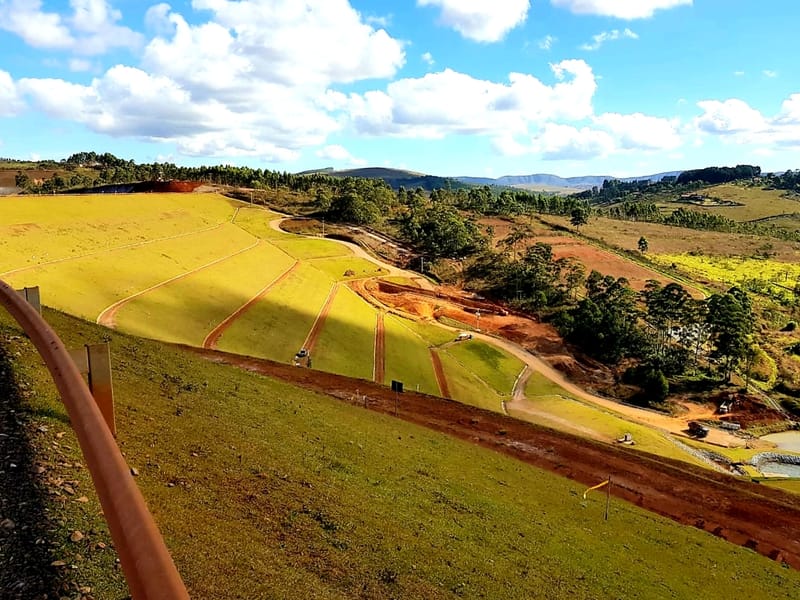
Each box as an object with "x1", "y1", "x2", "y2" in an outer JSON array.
[
  {"x1": 10, "y1": 1, "x2": 409, "y2": 160},
  {"x1": 422, "y1": 52, "x2": 435, "y2": 66},
  {"x1": 68, "y1": 58, "x2": 93, "y2": 72},
  {"x1": 531, "y1": 123, "x2": 616, "y2": 160},
  {"x1": 538, "y1": 34, "x2": 557, "y2": 50},
  {"x1": 694, "y1": 95, "x2": 800, "y2": 149},
  {"x1": 0, "y1": 70, "x2": 24, "y2": 116},
  {"x1": 763, "y1": 70, "x2": 778, "y2": 78},
  {"x1": 580, "y1": 28, "x2": 638, "y2": 51},
  {"x1": 344, "y1": 60, "x2": 597, "y2": 139},
  {"x1": 695, "y1": 99, "x2": 768, "y2": 135},
  {"x1": 733, "y1": 70, "x2": 745, "y2": 77},
  {"x1": 315, "y1": 144, "x2": 366, "y2": 165},
  {"x1": 418, "y1": 0, "x2": 530, "y2": 42},
  {"x1": 552, "y1": 0, "x2": 691, "y2": 19},
  {"x1": 0, "y1": 0, "x2": 142, "y2": 55},
  {"x1": 594, "y1": 112, "x2": 681, "y2": 150}
]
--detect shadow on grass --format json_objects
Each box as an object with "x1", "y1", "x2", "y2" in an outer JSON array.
[{"x1": 0, "y1": 340, "x2": 63, "y2": 597}]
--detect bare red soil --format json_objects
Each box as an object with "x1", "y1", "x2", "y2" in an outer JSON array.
[
  {"x1": 429, "y1": 349, "x2": 450, "y2": 398},
  {"x1": 186, "y1": 345, "x2": 800, "y2": 569},
  {"x1": 303, "y1": 284, "x2": 339, "y2": 353},
  {"x1": 374, "y1": 312, "x2": 385, "y2": 383}
]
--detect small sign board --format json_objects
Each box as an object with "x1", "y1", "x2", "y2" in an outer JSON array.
[
  {"x1": 69, "y1": 343, "x2": 116, "y2": 437},
  {"x1": 391, "y1": 380, "x2": 404, "y2": 393},
  {"x1": 15, "y1": 286, "x2": 41, "y2": 314}
]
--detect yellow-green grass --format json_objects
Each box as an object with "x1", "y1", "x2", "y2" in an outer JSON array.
[
  {"x1": 272, "y1": 237, "x2": 353, "y2": 260},
  {"x1": 215, "y1": 263, "x2": 334, "y2": 362},
  {"x1": 230, "y1": 205, "x2": 287, "y2": 239},
  {"x1": 764, "y1": 479, "x2": 800, "y2": 494},
  {"x1": 398, "y1": 317, "x2": 456, "y2": 347},
  {"x1": 651, "y1": 253, "x2": 800, "y2": 296},
  {"x1": 383, "y1": 314, "x2": 441, "y2": 395},
  {"x1": 521, "y1": 373, "x2": 705, "y2": 464},
  {"x1": 680, "y1": 184, "x2": 800, "y2": 222},
  {"x1": 5, "y1": 308, "x2": 800, "y2": 599},
  {"x1": 437, "y1": 351, "x2": 505, "y2": 412},
  {"x1": 5, "y1": 224, "x2": 256, "y2": 321},
  {"x1": 308, "y1": 256, "x2": 388, "y2": 280},
  {"x1": 0, "y1": 193, "x2": 236, "y2": 273},
  {"x1": 313, "y1": 285, "x2": 376, "y2": 380},
  {"x1": 381, "y1": 275, "x2": 421, "y2": 287},
  {"x1": 113, "y1": 243, "x2": 296, "y2": 346},
  {"x1": 443, "y1": 339, "x2": 525, "y2": 396}
]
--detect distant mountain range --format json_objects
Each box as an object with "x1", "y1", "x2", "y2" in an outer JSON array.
[
  {"x1": 456, "y1": 171, "x2": 684, "y2": 190},
  {"x1": 300, "y1": 167, "x2": 683, "y2": 192}
]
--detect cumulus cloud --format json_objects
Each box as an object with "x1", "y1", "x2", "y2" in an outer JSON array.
[
  {"x1": 421, "y1": 52, "x2": 435, "y2": 66},
  {"x1": 0, "y1": 70, "x2": 24, "y2": 116},
  {"x1": 551, "y1": 0, "x2": 691, "y2": 19},
  {"x1": 594, "y1": 112, "x2": 681, "y2": 150},
  {"x1": 531, "y1": 123, "x2": 616, "y2": 160},
  {"x1": 315, "y1": 144, "x2": 366, "y2": 165},
  {"x1": 580, "y1": 28, "x2": 638, "y2": 51},
  {"x1": 343, "y1": 60, "x2": 597, "y2": 139},
  {"x1": 10, "y1": 1, "x2": 409, "y2": 160},
  {"x1": 694, "y1": 95, "x2": 800, "y2": 149},
  {"x1": 418, "y1": 0, "x2": 530, "y2": 42},
  {"x1": 0, "y1": 0, "x2": 143, "y2": 55}
]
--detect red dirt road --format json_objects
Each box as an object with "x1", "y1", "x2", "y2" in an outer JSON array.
[
  {"x1": 186, "y1": 345, "x2": 800, "y2": 569},
  {"x1": 373, "y1": 312, "x2": 385, "y2": 383},
  {"x1": 302, "y1": 284, "x2": 339, "y2": 353},
  {"x1": 202, "y1": 261, "x2": 300, "y2": 349},
  {"x1": 430, "y1": 349, "x2": 451, "y2": 399}
]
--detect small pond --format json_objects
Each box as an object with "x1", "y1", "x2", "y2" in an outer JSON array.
[{"x1": 762, "y1": 431, "x2": 800, "y2": 452}]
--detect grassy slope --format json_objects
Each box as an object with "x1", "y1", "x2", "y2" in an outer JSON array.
[
  {"x1": 519, "y1": 373, "x2": 705, "y2": 464},
  {"x1": 308, "y1": 256, "x2": 389, "y2": 281},
  {"x1": 437, "y1": 351, "x2": 505, "y2": 412},
  {"x1": 683, "y1": 184, "x2": 800, "y2": 222},
  {"x1": 443, "y1": 339, "x2": 525, "y2": 396},
  {"x1": 0, "y1": 194, "x2": 235, "y2": 274},
  {"x1": 215, "y1": 263, "x2": 334, "y2": 362},
  {"x1": 313, "y1": 285, "x2": 376, "y2": 380},
  {"x1": 5, "y1": 307, "x2": 799, "y2": 599},
  {"x1": 114, "y1": 243, "x2": 296, "y2": 346},
  {"x1": 383, "y1": 314, "x2": 440, "y2": 395},
  {"x1": 6, "y1": 224, "x2": 256, "y2": 321}
]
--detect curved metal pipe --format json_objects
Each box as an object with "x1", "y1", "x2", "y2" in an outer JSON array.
[{"x1": 0, "y1": 280, "x2": 189, "y2": 599}]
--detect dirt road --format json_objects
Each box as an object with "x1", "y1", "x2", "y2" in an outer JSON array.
[
  {"x1": 373, "y1": 312, "x2": 385, "y2": 383},
  {"x1": 186, "y1": 345, "x2": 800, "y2": 569}
]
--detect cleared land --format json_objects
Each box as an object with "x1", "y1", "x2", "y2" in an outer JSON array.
[
  {"x1": 444, "y1": 339, "x2": 525, "y2": 396},
  {"x1": 667, "y1": 183, "x2": 800, "y2": 222}
]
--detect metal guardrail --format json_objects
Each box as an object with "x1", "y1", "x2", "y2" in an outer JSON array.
[{"x1": 0, "y1": 280, "x2": 189, "y2": 600}]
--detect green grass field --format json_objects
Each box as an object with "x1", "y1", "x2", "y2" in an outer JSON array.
[
  {"x1": 7, "y1": 307, "x2": 798, "y2": 599},
  {"x1": 519, "y1": 373, "x2": 705, "y2": 464},
  {"x1": 313, "y1": 285, "x2": 376, "y2": 380},
  {"x1": 443, "y1": 339, "x2": 525, "y2": 396},
  {"x1": 673, "y1": 184, "x2": 800, "y2": 222},
  {"x1": 215, "y1": 262, "x2": 335, "y2": 362},
  {"x1": 383, "y1": 314, "x2": 441, "y2": 395},
  {"x1": 114, "y1": 243, "x2": 296, "y2": 346},
  {"x1": 273, "y1": 237, "x2": 353, "y2": 260},
  {"x1": 437, "y1": 350, "x2": 505, "y2": 412}
]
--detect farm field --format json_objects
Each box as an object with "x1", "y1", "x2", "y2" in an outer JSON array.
[
  {"x1": 0, "y1": 193, "x2": 530, "y2": 405},
  {"x1": 539, "y1": 214, "x2": 800, "y2": 262},
  {"x1": 436, "y1": 350, "x2": 505, "y2": 412},
  {"x1": 651, "y1": 253, "x2": 800, "y2": 299},
  {"x1": 668, "y1": 184, "x2": 800, "y2": 222},
  {"x1": 6, "y1": 307, "x2": 800, "y2": 599},
  {"x1": 444, "y1": 339, "x2": 524, "y2": 396}
]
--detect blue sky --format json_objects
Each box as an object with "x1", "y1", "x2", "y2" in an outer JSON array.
[{"x1": 1, "y1": 0, "x2": 799, "y2": 177}]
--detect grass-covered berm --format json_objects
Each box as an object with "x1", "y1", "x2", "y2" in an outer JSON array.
[{"x1": 2, "y1": 306, "x2": 799, "y2": 599}]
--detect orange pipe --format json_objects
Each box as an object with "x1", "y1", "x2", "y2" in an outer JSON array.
[{"x1": 0, "y1": 280, "x2": 189, "y2": 600}]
